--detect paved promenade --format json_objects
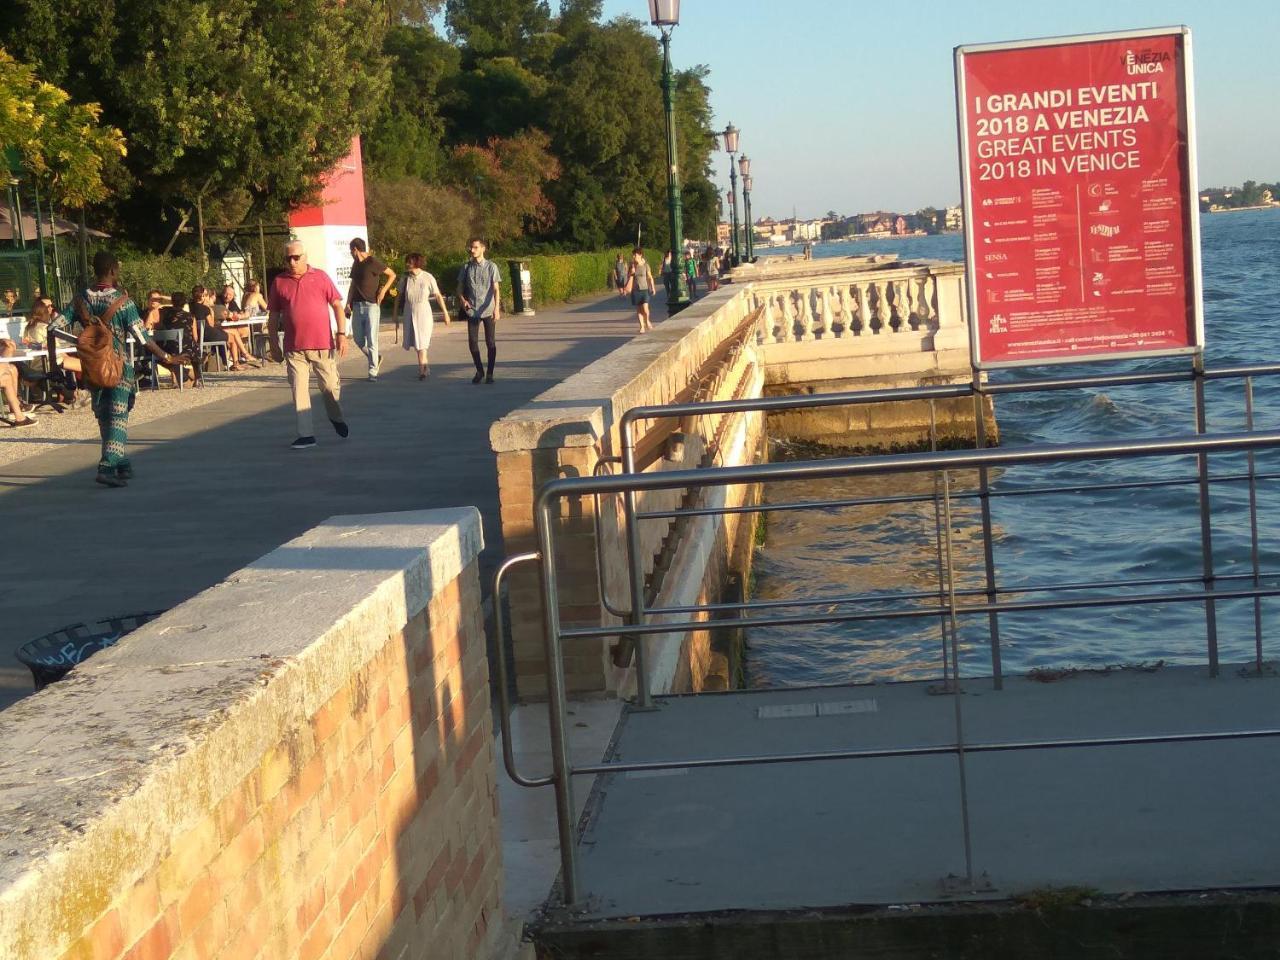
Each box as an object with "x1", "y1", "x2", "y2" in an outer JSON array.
[{"x1": 0, "y1": 292, "x2": 652, "y2": 709}]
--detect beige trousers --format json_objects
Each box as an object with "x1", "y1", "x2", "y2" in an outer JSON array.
[{"x1": 285, "y1": 350, "x2": 344, "y2": 437}]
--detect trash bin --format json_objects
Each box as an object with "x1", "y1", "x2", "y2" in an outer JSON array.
[
  {"x1": 15, "y1": 610, "x2": 168, "y2": 689},
  {"x1": 507, "y1": 259, "x2": 535, "y2": 316}
]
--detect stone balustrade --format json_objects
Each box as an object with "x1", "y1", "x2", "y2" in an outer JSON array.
[
  {"x1": 735, "y1": 259, "x2": 988, "y2": 450},
  {"x1": 749, "y1": 260, "x2": 970, "y2": 356}
]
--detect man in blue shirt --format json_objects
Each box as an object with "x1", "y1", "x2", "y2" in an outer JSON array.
[{"x1": 457, "y1": 238, "x2": 502, "y2": 384}]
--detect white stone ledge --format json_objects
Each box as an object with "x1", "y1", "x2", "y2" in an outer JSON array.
[
  {"x1": 489, "y1": 287, "x2": 748, "y2": 453},
  {"x1": 0, "y1": 507, "x2": 482, "y2": 908}
]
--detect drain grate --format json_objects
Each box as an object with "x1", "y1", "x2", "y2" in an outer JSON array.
[{"x1": 757, "y1": 699, "x2": 878, "y2": 720}]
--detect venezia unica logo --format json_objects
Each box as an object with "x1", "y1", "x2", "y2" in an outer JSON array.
[
  {"x1": 1124, "y1": 48, "x2": 1169, "y2": 75},
  {"x1": 1091, "y1": 223, "x2": 1121, "y2": 239}
]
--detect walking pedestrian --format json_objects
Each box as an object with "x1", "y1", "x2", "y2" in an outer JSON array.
[
  {"x1": 685, "y1": 251, "x2": 698, "y2": 297},
  {"x1": 396, "y1": 253, "x2": 451, "y2": 380},
  {"x1": 346, "y1": 237, "x2": 396, "y2": 382},
  {"x1": 611, "y1": 253, "x2": 628, "y2": 297},
  {"x1": 77, "y1": 251, "x2": 184, "y2": 486},
  {"x1": 622, "y1": 247, "x2": 655, "y2": 333},
  {"x1": 457, "y1": 238, "x2": 502, "y2": 384},
  {"x1": 268, "y1": 241, "x2": 350, "y2": 450},
  {"x1": 660, "y1": 251, "x2": 676, "y2": 302}
]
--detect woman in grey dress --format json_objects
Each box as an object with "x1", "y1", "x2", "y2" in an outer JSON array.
[{"x1": 394, "y1": 253, "x2": 451, "y2": 380}]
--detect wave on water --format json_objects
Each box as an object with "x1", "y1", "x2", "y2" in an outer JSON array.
[{"x1": 748, "y1": 209, "x2": 1280, "y2": 688}]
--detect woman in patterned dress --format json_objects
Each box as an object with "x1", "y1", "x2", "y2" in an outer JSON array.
[{"x1": 394, "y1": 253, "x2": 451, "y2": 380}]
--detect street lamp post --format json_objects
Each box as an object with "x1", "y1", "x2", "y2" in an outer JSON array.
[
  {"x1": 649, "y1": 0, "x2": 690, "y2": 312},
  {"x1": 719, "y1": 123, "x2": 741, "y2": 266},
  {"x1": 739, "y1": 156, "x2": 754, "y2": 263}
]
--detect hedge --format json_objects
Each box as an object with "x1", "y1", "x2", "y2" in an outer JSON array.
[
  {"x1": 117, "y1": 253, "x2": 223, "y2": 301},
  {"x1": 115, "y1": 248, "x2": 664, "y2": 313},
  {"x1": 420, "y1": 248, "x2": 664, "y2": 312}
]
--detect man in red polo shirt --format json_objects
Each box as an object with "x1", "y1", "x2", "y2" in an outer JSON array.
[{"x1": 268, "y1": 241, "x2": 351, "y2": 450}]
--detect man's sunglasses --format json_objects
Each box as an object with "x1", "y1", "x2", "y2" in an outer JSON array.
[{"x1": 286, "y1": 254, "x2": 303, "y2": 262}]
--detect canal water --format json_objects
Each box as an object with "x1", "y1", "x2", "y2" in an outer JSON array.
[{"x1": 747, "y1": 207, "x2": 1280, "y2": 687}]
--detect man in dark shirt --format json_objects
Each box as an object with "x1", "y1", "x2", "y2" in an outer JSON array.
[{"x1": 345, "y1": 237, "x2": 396, "y2": 382}]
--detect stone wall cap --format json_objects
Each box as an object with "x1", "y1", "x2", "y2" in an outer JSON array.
[
  {"x1": 0, "y1": 506, "x2": 482, "y2": 895},
  {"x1": 490, "y1": 288, "x2": 743, "y2": 452}
]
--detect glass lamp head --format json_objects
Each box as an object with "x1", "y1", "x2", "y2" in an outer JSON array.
[
  {"x1": 744, "y1": 175, "x2": 753, "y2": 192},
  {"x1": 722, "y1": 123, "x2": 740, "y2": 154},
  {"x1": 739, "y1": 154, "x2": 751, "y2": 177},
  {"x1": 648, "y1": 0, "x2": 680, "y2": 26}
]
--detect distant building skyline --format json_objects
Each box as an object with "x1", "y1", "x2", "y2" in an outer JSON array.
[{"x1": 602, "y1": 0, "x2": 1280, "y2": 220}]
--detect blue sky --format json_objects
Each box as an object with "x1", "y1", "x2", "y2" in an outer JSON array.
[{"x1": 599, "y1": 0, "x2": 1280, "y2": 219}]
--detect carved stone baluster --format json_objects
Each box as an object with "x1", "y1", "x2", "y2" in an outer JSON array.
[
  {"x1": 798, "y1": 287, "x2": 815, "y2": 341},
  {"x1": 758, "y1": 296, "x2": 774, "y2": 344},
  {"x1": 834, "y1": 286, "x2": 850, "y2": 338},
  {"x1": 818, "y1": 287, "x2": 833, "y2": 339},
  {"x1": 916, "y1": 274, "x2": 936, "y2": 328},
  {"x1": 780, "y1": 291, "x2": 797, "y2": 342},
  {"x1": 855, "y1": 282, "x2": 870, "y2": 335},
  {"x1": 873, "y1": 281, "x2": 890, "y2": 334},
  {"x1": 891, "y1": 279, "x2": 908, "y2": 332}
]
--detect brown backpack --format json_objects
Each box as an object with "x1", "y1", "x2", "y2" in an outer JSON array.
[{"x1": 74, "y1": 292, "x2": 129, "y2": 389}]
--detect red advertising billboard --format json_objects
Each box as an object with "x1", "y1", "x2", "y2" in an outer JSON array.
[{"x1": 955, "y1": 27, "x2": 1202, "y2": 368}]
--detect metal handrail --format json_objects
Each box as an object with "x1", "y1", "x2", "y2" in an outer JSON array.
[
  {"x1": 570, "y1": 726, "x2": 1280, "y2": 778},
  {"x1": 528, "y1": 427, "x2": 1280, "y2": 905},
  {"x1": 555, "y1": 583, "x2": 1280, "y2": 643},
  {"x1": 591, "y1": 457, "x2": 629, "y2": 618},
  {"x1": 568, "y1": 429, "x2": 1280, "y2": 502},
  {"x1": 635, "y1": 469, "x2": 1280, "y2": 521},
  {"x1": 491, "y1": 552, "x2": 553, "y2": 789},
  {"x1": 641, "y1": 569, "x2": 1280, "y2": 619}
]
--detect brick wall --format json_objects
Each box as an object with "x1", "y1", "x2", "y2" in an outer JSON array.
[{"x1": 0, "y1": 509, "x2": 509, "y2": 960}]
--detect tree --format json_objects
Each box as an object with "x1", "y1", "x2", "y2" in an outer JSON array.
[
  {"x1": 449, "y1": 130, "x2": 560, "y2": 245},
  {"x1": 366, "y1": 178, "x2": 475, "y2": 259},
  {"x1": 0, "y1": 0, "x2": 392, "y2": 238},
  {"x1": 445, "y1": 0, "x2": 551, "y2": 61},
  {"x1": 364, "y1": 25, "x2": 461, "y2": 181},
  {"x1": 0, "y1": 46, "x2": 124, "y2": 205}
]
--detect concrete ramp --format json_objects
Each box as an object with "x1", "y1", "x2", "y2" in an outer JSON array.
[{"x1": 560, "y1": 665, "x2": 1280, "y2": 919}]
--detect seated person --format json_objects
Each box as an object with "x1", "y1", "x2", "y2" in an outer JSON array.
[
  {"x1": 141, "y1": 290, "x2": 167, "y2": 331},
  {"x1": 154, "y1": 292, "x2": 202, "y2": 386},
  {"x1": 240, "y1": 279, "x2": 268, "y2": 316},
  {"x1": 217, "y1": 284, "x2": 242, "y2": 319},
  {"x1": 0, "y1": 339, "x2": 36, "y2": 426},
  {"x1": 193, "y1": 285, "x2": 256, "y2": 370}
]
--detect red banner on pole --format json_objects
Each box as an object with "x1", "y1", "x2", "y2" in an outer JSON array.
[{"x1": 956, "y1": 28, "x2": 1202, "y2": 368}]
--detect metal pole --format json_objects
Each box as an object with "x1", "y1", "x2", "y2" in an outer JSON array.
[
  {"x1": 972, "y1": 389, "x2": 1004, "y2": 689},
  {"x1": 77, "y1": 208, "x2": 89, "y2": 292},
  {"x1": 48, "y1": 200, "x2": 63, "y2": 308},
  {"x1": 728, "y1": 161, "x2": 741, "y2": 265},
  {"x1": 196, "y1": 195, "x2": 208, "y2": 273},
  {"x1": 742, "y1": 184, "x2": 754, "y2": 262},
  {"x1": 621, "y1": 415, "x2": 653, "y2": 708},
  {"x1": 535, "y1": 496, "x2": 581, "y2": 906},
  {"x1": 1192, "y1": 355, "x2": 1219, "y2": 676},
  {"x1": 257, "y1": 218, "x2": 269, "y2": 289},
  {"x1": 939, "y1": 444, "x2": 976, "y2": 888},
  {"x1": 31, "y1": 179, "x2": 48, "y2": 296},
  {"x1": 659, "y1": 30, "x2": 691, "y2": 313},
  {"x1": 929, "y1": 400, "x2": 952, "y2": 686},
  {"x1": 1245, "y1": 377, "x2": 1263, "y2": 673}
]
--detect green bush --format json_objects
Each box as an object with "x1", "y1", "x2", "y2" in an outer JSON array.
[
  {"x1": 116, "y1": 253, "x2": 222, "y2": 301},
  {"x1": 418, "y1": 248, "x2": 666, "y2": 312}
]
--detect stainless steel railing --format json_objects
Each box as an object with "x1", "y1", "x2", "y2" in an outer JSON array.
[{"x1": 492, "y1": 363, "x2": 1280, "y2": 907}]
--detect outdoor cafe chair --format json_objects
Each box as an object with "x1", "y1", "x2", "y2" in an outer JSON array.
[
  {"x1": 149, "y1": 328, "x2": 186, "y2": 389},
  {"x1": 198, "y1": 321, "x2": 230, "y2": 373}
]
